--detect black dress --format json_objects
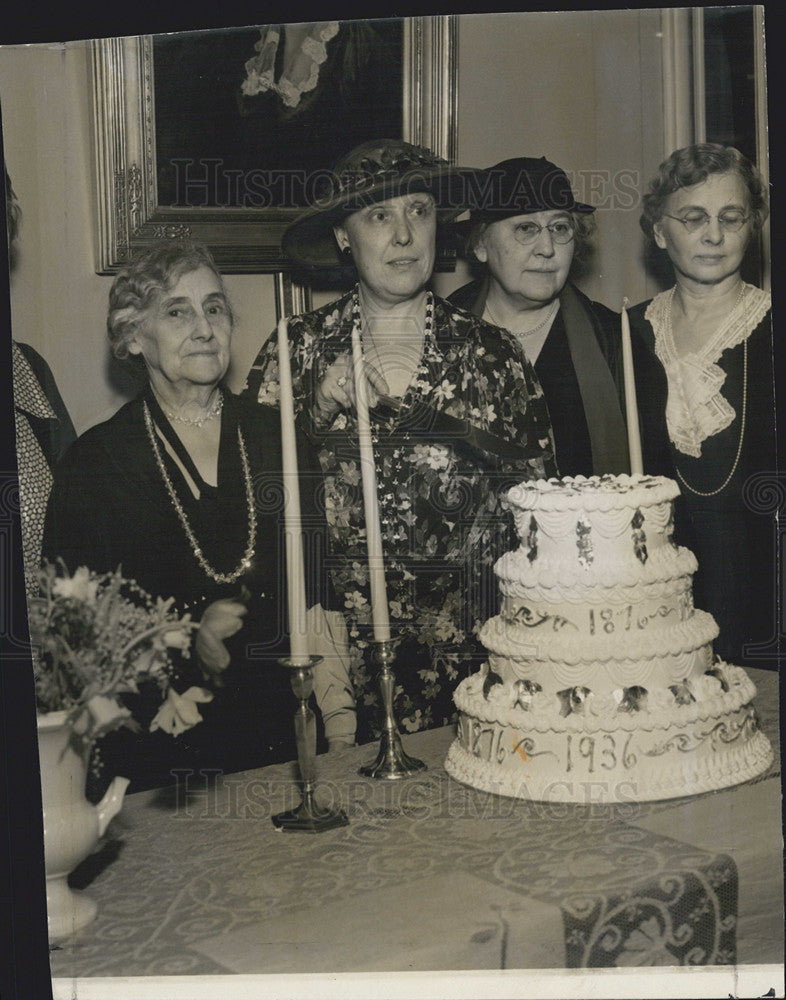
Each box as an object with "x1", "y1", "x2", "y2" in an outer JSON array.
[
  {"x1": 531, "y1": 310, "x2": 595, "y2": 476},
  {"x1": 43, "y1": 390, "x2": 332, "y2": 791},
  {"x1": 448, "y1": 277, "x2": 670, "y2": 478},
  {"x1": 628, "y1": 295, "x2": 778, "y2": 668}
]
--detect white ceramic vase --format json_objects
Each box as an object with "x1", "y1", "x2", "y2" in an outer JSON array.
[{"x1": 37, "y1": 711, "x2": 129, "y2": 942}]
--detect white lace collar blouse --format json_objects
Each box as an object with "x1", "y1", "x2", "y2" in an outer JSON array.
[{"x1": 646, "y1": 283, "x2": 770, "y2": 458}]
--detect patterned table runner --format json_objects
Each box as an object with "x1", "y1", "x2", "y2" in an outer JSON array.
[{"x1": 49, "y1": 671, "x2": 779, "y2": 977}]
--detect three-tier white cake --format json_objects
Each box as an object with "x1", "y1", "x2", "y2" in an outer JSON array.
[{"x1": 445, "y1": 474, "x2": 773, "y2": 802}]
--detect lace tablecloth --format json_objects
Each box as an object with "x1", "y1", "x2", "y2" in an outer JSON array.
[{"x1": 49, "y1": 670, "x2": 782, "y2": 979}]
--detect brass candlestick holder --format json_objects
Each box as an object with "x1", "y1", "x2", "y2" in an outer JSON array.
[
  {"x1": 272, "y1": 655, "x2": 349, "y2": 833},
  {"x1": 359, "y1": 639, "x2": 427, "y2": 780}
]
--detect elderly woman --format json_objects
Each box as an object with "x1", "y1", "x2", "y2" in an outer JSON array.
[
  {"x1": 449, "y1": 155, "x2": 664, "y2": 477},
  {"x1": 43, "y1": 242, "x2": 355, "y2": 792},
  {"x1": 244, "y1": 139, "x2": 557, "y2": 742},
  {"x1": 628, "y1": 143, "x2": 775, "y2": 668}
]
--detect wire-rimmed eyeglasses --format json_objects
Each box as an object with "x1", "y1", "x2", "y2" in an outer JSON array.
[
  {"x1": 660, "y1": 210, "x2": 750, "y2": 234},
  {"x1": 511, "y1": 219, "x2": 575, "y2": 246}
]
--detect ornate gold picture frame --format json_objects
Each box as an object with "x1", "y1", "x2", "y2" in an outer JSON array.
[{"x1": 90, "y1": 18, "x2": 457, "y2": 276}]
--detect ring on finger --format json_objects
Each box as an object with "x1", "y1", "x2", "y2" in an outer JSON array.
[{"x1": 337, "y1": 375, "x2": 348, "y2": 388}]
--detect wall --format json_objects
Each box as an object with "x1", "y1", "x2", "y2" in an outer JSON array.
[
  {"x1": 1, "y1": 11, "x2": 670, "y2": 435},
  {"x1": 433, "y1": 9, "x2": 667, "y2": 307},
  {"x1": 0, "y1": 41, "x2": 279, "y2": 435}
]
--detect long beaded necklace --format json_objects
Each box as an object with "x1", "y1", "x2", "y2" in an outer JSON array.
[
  {"x1": 352, "y1": 287, "x2": 434, "y2": 352},
  {"x1": 351, "y1": 287, "x2": 434, "y2": 414},
  {"x1": 143, "y1": 400, "x2": 257, "y2": 583},
  {"x1": 670, "y1": 283, "x2": 748, "y2": 497}
]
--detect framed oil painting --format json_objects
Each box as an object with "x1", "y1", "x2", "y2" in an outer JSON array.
[{"x1": 91, "y1": 17, "x2": 457, "y2": 275}]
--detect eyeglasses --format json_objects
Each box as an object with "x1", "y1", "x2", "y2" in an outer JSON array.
[
  {"x1": 511, "y1": 219, "x2": 575, "y2": 245},
  {"x1": 660, "y1": 210, "x2": 750, "y2": 234}
]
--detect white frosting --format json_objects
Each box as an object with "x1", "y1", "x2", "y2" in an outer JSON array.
[
  {"x1": 446, "y1": 664, "x2": 772, "y2": 802},
  {"x1": 481, "y1": 609, "x2": 718, "y2": 676},
  {"x1": 505, "y1": 473, "x2": 679, "y2": 512},
  {"x1": 454, "y1": 662, "x2": 753, "y2": 732},
  {"x1": 446, "y1": 473, "x2": 773, "y2": 803},
  {"x1": 502, "y1": 475, "x2": 686, "y2": 593},
  {"x1": 445, "y1": 729, "x2": 773, "y2": 803},
  {"x1": 497, "y1": 544, "x2": 697, "y2": 592},
  {"x1": 501, "y1": 576, "x2": 694, "y2": 636},
  {"x1": 488, "y1": 645, "x2": 714, "y2": 692},
  {"x1": 501, "y1": 567, "x2": 693, "y2": 608}
]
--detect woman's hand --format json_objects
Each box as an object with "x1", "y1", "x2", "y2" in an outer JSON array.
[
  {"x1": 313, "y1": 352, "x2": 390, "y2": 423},
  {"x1": 195, "y1": 598, "x2": 248, "y2": 680}
]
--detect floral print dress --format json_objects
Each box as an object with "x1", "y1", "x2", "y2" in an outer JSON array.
[{"x1": 244, "y1": 291, "x2": 557, "y2": 740}]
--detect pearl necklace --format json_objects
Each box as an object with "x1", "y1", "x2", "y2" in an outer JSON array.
[
  {"x1": 164, "y1": 391, "x2": 224, "y2": 428},
  {"x1": 143, "y1": 401, "x2": 257, "y2": 583},
  {"x1": 670, "y1": 283, "x2": 748, "y2": 497},
  {"x1": 485, "y1": 298, "x2": 559, "y2": 338}
]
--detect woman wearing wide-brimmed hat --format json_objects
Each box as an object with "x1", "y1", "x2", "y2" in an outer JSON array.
[
  {"x1": 449, "y1": 156, "x2": 667, "y2": 478},
  {"x1": 244, "y1": 139, "x2": 557, "y2": 741}
]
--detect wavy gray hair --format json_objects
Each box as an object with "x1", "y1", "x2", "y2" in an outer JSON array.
[{"x1": 107, "y1": 241, "x2": 233, "y2": 361}]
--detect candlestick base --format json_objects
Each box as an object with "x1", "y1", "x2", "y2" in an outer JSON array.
[
  {"x1": 359, "y1": 729, "x2": 427, "y2": 780},
  {"x1": 271, "y1": 654, "x2": 350, "y2": 833},
  {"x1": 272, "y1": 787, "x2": 349, "y2": 833},
  {"x1": 358, "y1": 639, "x2": 427, "y2": 780}
]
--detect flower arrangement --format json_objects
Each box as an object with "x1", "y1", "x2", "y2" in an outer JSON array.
[{"x1": 29, "y1": 561, "x2": 210, "y2": 743}]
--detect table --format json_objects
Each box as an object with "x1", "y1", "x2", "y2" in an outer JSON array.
[{"x1": 49, "y1": 670, "x2": 782, "y2": 985}]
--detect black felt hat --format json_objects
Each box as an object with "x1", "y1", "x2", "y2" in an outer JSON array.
[
  {"x1": 458, "y1": 156, "x2": 595, "y2": 229},
  {"x1": 282, "y1": 139, "x2": 479, "y2": 268}
]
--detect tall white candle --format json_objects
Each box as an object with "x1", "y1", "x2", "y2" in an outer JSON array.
[
  {"x1": 621, "y1": 298, "x2": 644, "y2": 476},
  {"x1": 351, "y1": 325, "x2": 392, "y2": 642},
  {"x1": 276, "y1": 318, "x2": 310, "y2": 662}
]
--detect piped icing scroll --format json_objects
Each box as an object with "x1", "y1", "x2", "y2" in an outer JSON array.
[{"x1": 445, "y1": 475, "x2": 773, "y2": 803}]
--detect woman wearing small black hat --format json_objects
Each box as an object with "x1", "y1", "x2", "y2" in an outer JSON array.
[
  {"x1": 244, "y1": 139, "x2": 558, "y2": 741},
  {"x1": 450, "y1": 156, "x2": 657, "y2": 479}
]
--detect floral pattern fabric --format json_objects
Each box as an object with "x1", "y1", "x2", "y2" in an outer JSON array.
[{"x1": 244, "y1": 291, "x2": 557, "y2": 740}]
